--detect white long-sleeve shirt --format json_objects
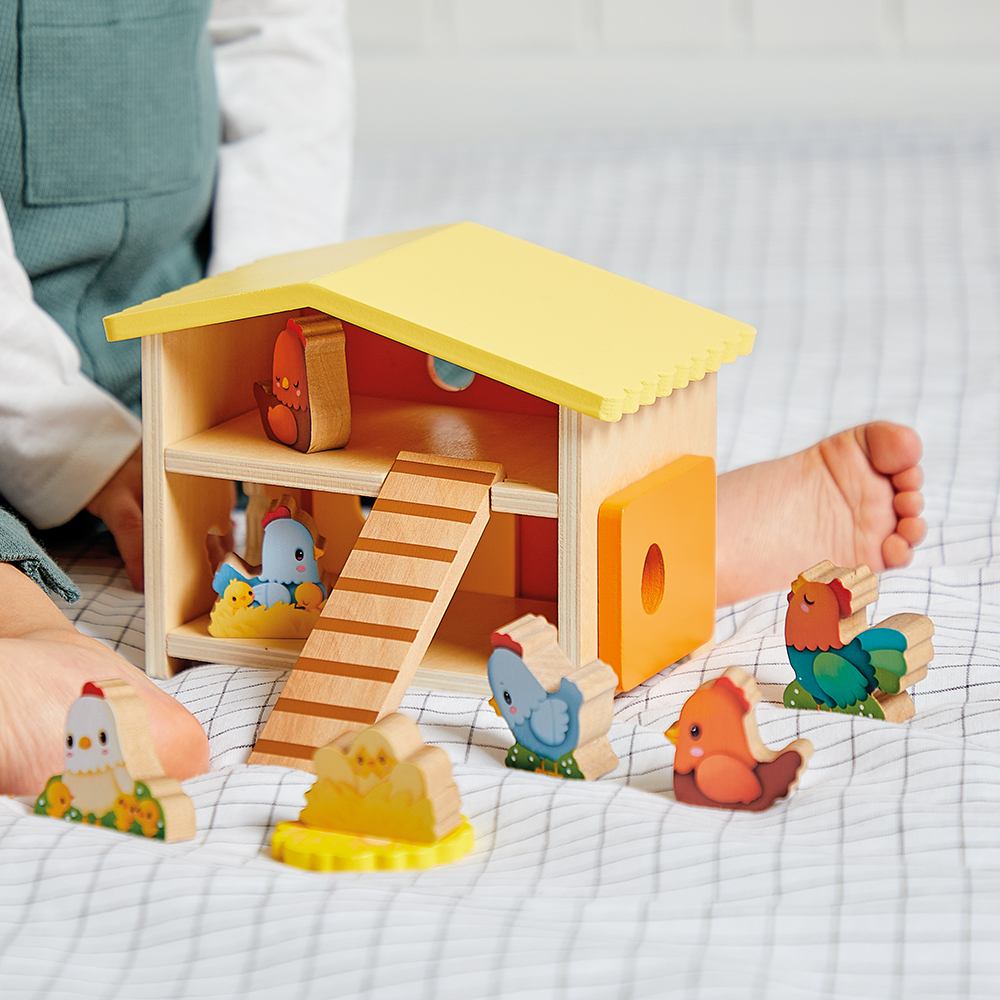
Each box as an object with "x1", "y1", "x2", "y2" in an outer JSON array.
[{"x1": 0, "y1": 0, "x2": 353, "y2": 529}]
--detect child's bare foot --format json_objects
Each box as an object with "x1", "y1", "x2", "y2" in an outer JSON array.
[
  {"x1": 718, "y1": 422, "x2": 926, "y2": 605},
  {"x1": 0, "y1": 566, "x2": 208, "y2": 796}
]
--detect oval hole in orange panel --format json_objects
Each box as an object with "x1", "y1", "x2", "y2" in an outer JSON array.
[{"x1": 641, "y1": 544, "x2": 665, "y2": 615}]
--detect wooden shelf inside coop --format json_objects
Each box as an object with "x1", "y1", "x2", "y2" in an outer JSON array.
[
  {"x1": 165, "y1": 591, "x2": 557, "y2": 697},
  {"x1": 164, "y1": 395, "x2": 559, "y2": 518}
]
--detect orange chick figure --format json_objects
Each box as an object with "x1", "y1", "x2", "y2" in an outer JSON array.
[{"x1": 665, "y1": 668, "x2": 812, "y2": 811}]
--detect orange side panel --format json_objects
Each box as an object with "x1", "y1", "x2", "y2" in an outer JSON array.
[{"x1": 598, "y1": 455, "x2": 716, "y2": 692}]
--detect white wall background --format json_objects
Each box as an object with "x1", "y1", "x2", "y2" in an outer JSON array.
[{"x1": 350, "y1": 0, "x2": 1000, "y2": 145}]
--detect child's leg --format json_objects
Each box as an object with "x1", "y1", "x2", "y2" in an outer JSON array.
[
  {"x1": 0, "y1": 565, "x2": 208, "y2": 796},
  {"x1": 717, "y1": 421, "x2": 926, "y2": 605}
]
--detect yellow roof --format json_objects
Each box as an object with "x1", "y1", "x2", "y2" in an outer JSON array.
[{"x1": 105, "y1": 222, "x2": 754, "y2": 421}]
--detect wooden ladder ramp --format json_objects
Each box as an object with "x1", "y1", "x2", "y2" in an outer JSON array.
[{"x1": 249, "y1": 451, "x2": 503, "y2": 770}]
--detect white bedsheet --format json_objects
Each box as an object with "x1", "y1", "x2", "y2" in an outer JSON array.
[{"x1": 3, "y1": 124, "x2": 999, "y2": 999}]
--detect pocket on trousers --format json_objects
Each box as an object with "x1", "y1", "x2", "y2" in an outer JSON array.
[{"x1": 20, "y1": 6, "x2": 210, "y2": 205}]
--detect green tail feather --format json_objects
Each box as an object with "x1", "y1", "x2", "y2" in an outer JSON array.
[{"x1": 870, "y1": 648, "x2": 907, "y2": 694}]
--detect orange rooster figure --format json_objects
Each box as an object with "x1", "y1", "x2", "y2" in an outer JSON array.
[
  {"x1": 266, "y1": 318, "x2": 309, "y2": 446},
  {"x1": 665, "y1": 668, "x2": 812, "y2": 811},
  {"x1": 253, "y1": 312, "x2": 351, "y2": 453}
]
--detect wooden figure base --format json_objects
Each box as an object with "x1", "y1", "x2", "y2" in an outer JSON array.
[
  {"x1": 671, "y1": 759, "x2": 807, "y2": 812},
  {"x1": 503, "y1": 741, "x2": 619, "y2": 779},
  {"x1": 36, "y1": 776, "x2": 180, "y2": 840},
  {"x1": 271, "y1": 817, "x2": 474, "y2": 872},
  {"x1": 783, "y1": 682, "x2": 915, "y2": 722}
]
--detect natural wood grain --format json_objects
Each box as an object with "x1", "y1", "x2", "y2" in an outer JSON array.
[
  {"x1": 166, "y1": 590, "x2": 556, "y2": 695},
  {"x1": 105, "y1": 683, "x2": 194, "y2": 842},
  {"x1": 299, "y1": 314, "x2": 351, "y2": 451},
  {"x1": 143, "y1": 313, "x2": 303, "y2": 678},
  {"x1": 164, "y1": 397, "x2": 558, "y2": 517},
  {"x1": 142, "y1": 336, "x2": 168, "y2": 679}
]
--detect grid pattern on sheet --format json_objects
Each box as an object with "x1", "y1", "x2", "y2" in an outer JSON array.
[{"x1": 3, "y1": 124, "x2": 1000, "y2": 999}]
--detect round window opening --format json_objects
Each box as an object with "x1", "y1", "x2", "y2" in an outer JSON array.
[
  {"x1": 427, "y1": 355, "x2": 476, "y2": 392},
  {"x1": 641, "y1": 543, "x2": 665, "y2": 615}
]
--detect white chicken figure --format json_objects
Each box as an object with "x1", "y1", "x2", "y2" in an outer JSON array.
[{"x1": 62, "y1": 682, "x2": 133, "y2": 818}]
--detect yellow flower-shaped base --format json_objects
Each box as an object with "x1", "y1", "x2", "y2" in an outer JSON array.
[{"x1": 271, "y1": 817, "x2": 475, "y2": 872}]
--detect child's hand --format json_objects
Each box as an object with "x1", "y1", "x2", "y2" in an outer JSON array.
[{"x1": 86, "y1": 447, "x2": 144, "y2": 591}]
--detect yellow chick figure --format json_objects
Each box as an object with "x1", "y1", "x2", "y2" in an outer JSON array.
[
  {"x1": 223, "y1": 579, "x2": 255, "y2": 611},
  {"x1": 298, "y1": 716, "x2": 462, "y2": 843},
  {"x1": 347, "y1": 728, "x2": 398, "y2": 791},
  {"x1": 272, "y1": 714, "x2": 475, "y2": 871}
]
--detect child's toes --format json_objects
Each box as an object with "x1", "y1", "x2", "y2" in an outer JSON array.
[
  {"x1": 894, "y1": 491, "x2": 924, "y2": 518},
  {"x1": 892, "y1": 466, "x2": 924, "y2": 492},
  {"x1": 882, "y1": 533, "x2": 914, "y2": 568},
  {"x1": 149, "y1": 700, "x2": 209, "y2": 781},
  {"x1": 897, "y1": 516, "x2": 927, "y2": 547},
  {"x1": 864, "y1": 422, "x2": 923, "y2": 476}
]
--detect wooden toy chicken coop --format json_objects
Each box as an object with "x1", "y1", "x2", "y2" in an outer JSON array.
[{"x1": 105, "y1": 223, "x2": 754, "y2": 737}]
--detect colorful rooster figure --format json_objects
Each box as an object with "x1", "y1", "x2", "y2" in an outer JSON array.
[
  {"x1": 666, "y1": 668, "x2": 812, "y2": 811},
  {"x1": 487, "y1": 614, "x2": 618, "y2": 780},
  {"x1": 784, "y1": 560, "x2": 935, "y2": 722},
  {"x1": 253, "y1": 312, "x2": 351, "y2": 453}
]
